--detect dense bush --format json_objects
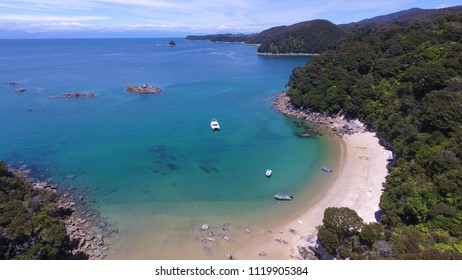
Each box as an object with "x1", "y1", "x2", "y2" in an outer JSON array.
[
  {"x1": 0, "y1": 161, "x2": 82, "y2": 259},
  {"x1": 290, "y1": 13, "x2": 462, "y2": 259},
  {"x1": 255, "y1": 20, "x2": 346, "y2": 54}
]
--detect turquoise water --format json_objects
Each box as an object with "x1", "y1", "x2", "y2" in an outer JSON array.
[{"x1": 0, "y1": 39, "x2": 334, "y2": 258}]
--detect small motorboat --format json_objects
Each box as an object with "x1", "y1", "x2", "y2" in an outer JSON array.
[
  {"x1": 210, "y1": 118, "x2": 220, "y2": 131},
  {"x1": 265, "y1": 169, "x2": 272, "y2": 177},
  {"x1": 274, "y1": 193, "x2": 294, "y2": 201},
  {"x1": 322, "y1": 166, "x2": 333, "y2": 173}
]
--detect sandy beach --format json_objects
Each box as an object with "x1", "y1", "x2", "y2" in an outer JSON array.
[{"x1": 233, "y1": 129, "x2": 392, "y2": 259}]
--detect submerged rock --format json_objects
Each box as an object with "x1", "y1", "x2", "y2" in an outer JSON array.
[{"x1": 63, "y1": 92, "x2": 96, "y2": 98}]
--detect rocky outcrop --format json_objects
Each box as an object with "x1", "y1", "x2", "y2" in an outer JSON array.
[
  {"x1": 297, "y1": 235, "x2": 335, "y2": 260},
  {"x1": 22, "y1": 174, "x2": 114, "y2": 260},
  {"x1": 274, "y1": 91, "x2": 367, "y2": 137},
  {"x1": 297, "y1": 235, "x2": 318, "y2": 260},
  {"x1": 126, "y1": 84, "x2": 162, "y2": 94},
  {"x1": 63, "y1": 210, "x2": 111, "y2": 260}
]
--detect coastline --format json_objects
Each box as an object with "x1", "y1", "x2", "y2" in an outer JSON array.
[
  {"x1": 12, "y1": 167, "x2": 115, "y2": 260},
  {"x1": 257, "y1": 52, "x2": 319, "y2": 57},
  {"x1": 233, "y1": 92, "x2": 392, "y2": 259}
]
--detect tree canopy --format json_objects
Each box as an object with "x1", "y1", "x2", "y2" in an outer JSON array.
[
  {"x1": 292, "y1": 13, "x2": 462, "y2": 259},
  {"x1": 0, "y1": 161, "x2": 84, "y2": 259},
  {"x1": 254, "y1": 20, "x2": 346, "y2": 54}
]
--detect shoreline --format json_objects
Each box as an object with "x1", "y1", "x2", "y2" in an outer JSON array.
[
  {"x1": 12, "y1": 167, "x2": 116, "y2": 260},
  {"x1": 232, "y1": 92, "x2": 392, "y2": 259},
  {"x1": 257, "y1": 52, "x2": 319, "y2": 57}
]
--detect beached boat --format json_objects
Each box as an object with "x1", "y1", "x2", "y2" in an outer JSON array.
[
  {"x1": 265, "y1": 169, "x2": 272, "y2": 177},
  {"x1": 322, "y1": 166, "x2": 333, "y2": 173},
  {"x1": 210, "y1": 118, "x2": 220, "y2": 131},
  {"x1": 274, "y1": 193, "x2": 294, "y2": 201}
]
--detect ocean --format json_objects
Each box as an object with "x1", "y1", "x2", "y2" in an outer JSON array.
[{"x1": 0, "y1": 38, "x2": 338, "y2": 259}]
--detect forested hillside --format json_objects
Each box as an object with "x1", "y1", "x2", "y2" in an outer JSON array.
[
  {"x1": 253, "y1": 20, "x2": 345, "y2": 54},
  {"x1": 0, "y1": 161, "x2": 83, "y2": 259},
  {"x1": 186, "y1": 19, "x2": 345, "y2": 54},
  {"x1": 185, "y1": 33, "x2": 255, "y2": 42},
  {"x1": 187, "y1": 6, "x2": 462, "y2": 55},
  {"x1": 287, "y1": 13, "x2": 462, "y2": 259},
  {"x1": 357, "y1": 5, "x2": 462, "y2": 24}
]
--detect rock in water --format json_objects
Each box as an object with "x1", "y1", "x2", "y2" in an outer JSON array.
[
  {"x1": 126, "y1": 84, "x2": 162, "y2": 94},
  {"x1": 63, "y1": 92, "x2": 96, "y2": 98}
]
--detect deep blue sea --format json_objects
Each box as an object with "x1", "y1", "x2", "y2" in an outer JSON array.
[{"x1": 0, "y1": 38, "x2": 338, "y2": 259}]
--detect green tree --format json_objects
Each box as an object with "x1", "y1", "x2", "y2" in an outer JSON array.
[
  {"x1": 289, "y1": 12, "x2": 462, "y2": 259},
  {"x1": 0, "y1": 160, "x2": 85, "y2": 259},
  {"x1": 321, "y1": 207, "x2": 364, "y2": 239},
  {"x1": 318, "y1": 207, "x2": 365, "y2": 256}
]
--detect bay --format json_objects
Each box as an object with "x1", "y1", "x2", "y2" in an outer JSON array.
[{"x1": 0, "y1": 38, "x2": 337, "y2": 259}]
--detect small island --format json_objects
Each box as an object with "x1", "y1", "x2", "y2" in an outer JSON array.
[
  {"x1": 168, "y1": 40, "x2": 176, "y2": 46},
  {"x1": 125, "y1": 84, "x2": 162, "y2": 94}
]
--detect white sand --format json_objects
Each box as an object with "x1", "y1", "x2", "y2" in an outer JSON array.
[{"x1": 234, "y1": 131, "x2": 392, "y2": 259}]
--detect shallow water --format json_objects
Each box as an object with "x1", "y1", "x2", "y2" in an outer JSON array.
[{"x1": 0, "y1": 38, "x2": 336, "y2": 259}]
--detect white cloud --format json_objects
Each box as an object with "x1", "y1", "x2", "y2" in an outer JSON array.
[
  {"x1": 0, "y1": 0, "x2": 460, "y2": 36},
  {"x1": 0, "y1": 14, "x2": 109, "y2": 22}
]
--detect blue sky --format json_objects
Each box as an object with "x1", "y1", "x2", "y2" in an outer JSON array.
[{"x1": 0, "y1": 0, "x2": 461, "y2": 37}]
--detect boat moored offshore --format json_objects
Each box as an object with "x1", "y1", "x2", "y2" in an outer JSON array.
[{"x1": 210, "y1": 118, "x2": 220, "y2": 131}]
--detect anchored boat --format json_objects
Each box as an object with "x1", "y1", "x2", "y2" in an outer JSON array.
[
  {"x1": 322, "y1": 166, "x2": 333, "y2": 173},
  {"x1": 210, "y1": 118, "x2": 220, "y2": 131},
  {"x1": 274, "y1": 193, "x2": 294, "y2": 201}
]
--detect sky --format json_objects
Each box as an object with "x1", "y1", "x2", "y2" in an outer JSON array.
[{"x1": 0, "y1": 0, "x2": 461, "y2": 38}]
